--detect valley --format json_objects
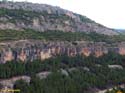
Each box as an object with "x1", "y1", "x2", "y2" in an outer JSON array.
[{"x1": 0, "y1": 1, "x2": 125, "y2": 93}]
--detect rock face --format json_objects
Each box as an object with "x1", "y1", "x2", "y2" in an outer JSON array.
[
  {"x1": 0, "y1": 40, "x2": 125, "y2": 63},
  {"x1": 0, "y1": 2, "x2": 123, "y2": 63},
  {"x1": 0, "y1": 75, "x2": 31, "y2": 93},
  {"x1": 36, "y1": 71, "x2": 51, "y2": 79},
  {"x1": 0, "y1": 71, "x2": 50, "y2": 92},
  {"x1": 0, "y1": 2, "x2": 118, "y2": 35},
  {"x1": 108, "y1": 65, "x2": 123, "y2": 69}
]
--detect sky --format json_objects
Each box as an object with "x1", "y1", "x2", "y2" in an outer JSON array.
[{"x1": 12, "y1": 0, "x2": 125, "y2": 29}]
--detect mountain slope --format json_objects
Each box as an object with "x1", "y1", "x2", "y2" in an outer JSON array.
[{"x1": 0, "y1": 1, "x2": 118, "y2": 35}]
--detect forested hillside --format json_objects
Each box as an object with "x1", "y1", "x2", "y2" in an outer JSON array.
[{"x1": 0, "y1": 52, "x2": 125, "y2": 93}]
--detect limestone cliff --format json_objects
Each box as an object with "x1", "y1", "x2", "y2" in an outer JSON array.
[
  {"x1": 0, "y1": 1, "x2": 124, "y2": 63},
  {"x1": 0, "y1": 40, "x2": 125, "y2": 63},
  {"x1": 0, "y1": 1, "x2": 118, "y2": 35}
]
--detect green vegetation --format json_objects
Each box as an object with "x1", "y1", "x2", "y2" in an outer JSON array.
[
  {"x1": 0, "y1": 52, "x2": 125, "y2": 93},
  {"x1": 0, "y1": 29, "x2": 125, "y2": 42},
  {"x1": 78, "y1": 14, "x2": 95, "y2": 23},
  {"x1": 0, "y1": 29, "x2": 44, "y2": 41},
  {"x1": 0, "y1": 8, "x2": 71, "y2": 24},
  {"x1": 0, "y1": 8, "x2": 40, "y2": 24},
  {"x1": 14, "y1": 73, "x2": 79, "y2": 93},
  {"x1": 0, "y1": 8, "x2": 93, "y2": 23}
]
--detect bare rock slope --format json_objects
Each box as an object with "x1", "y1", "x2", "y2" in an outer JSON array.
[{"x1": 0, "y1": 2, "x2": 118, "y2": 35}]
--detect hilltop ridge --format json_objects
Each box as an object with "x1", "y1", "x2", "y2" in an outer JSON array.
[{"x1": 0, "y1": 1, "x2": 118, "y2": 35}]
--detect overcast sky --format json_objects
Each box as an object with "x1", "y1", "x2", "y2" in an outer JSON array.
[{"x1": 14, "y1": 0, "x2": 125, "y2": 29}]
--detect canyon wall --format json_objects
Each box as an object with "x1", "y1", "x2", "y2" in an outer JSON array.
[{"x1": 0, "y1": 40, "x2": 125, "y2": 63}]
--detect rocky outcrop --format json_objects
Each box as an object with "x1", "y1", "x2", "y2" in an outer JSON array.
[
  {"x1": 0, "y1": 23, "x2": 21, "y2": 30},
  {"x1": 0, "y1": 71, "x2": 50, "y2": 92},
  {"x1": 0, "y1": 70, "x2": 62, "y2": 92},
  {"x1": 108, "y1": 65, "x2": 123, "y2": 69},
  {"x1": 118, "y1": 42, "x2": 125, "y2": 55},
  {"x1": 0, "y1": 40, "x2": 125, "y2": 63},
  {"x1": 0, "y1": 2, "x2": 118, "y2": 35},
  {"x1": 0, "y1": 76, "x2": 31, "y2": 93},
  {"x1": 36, "y1": 71, "x2": 51, "y2": 79}
]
